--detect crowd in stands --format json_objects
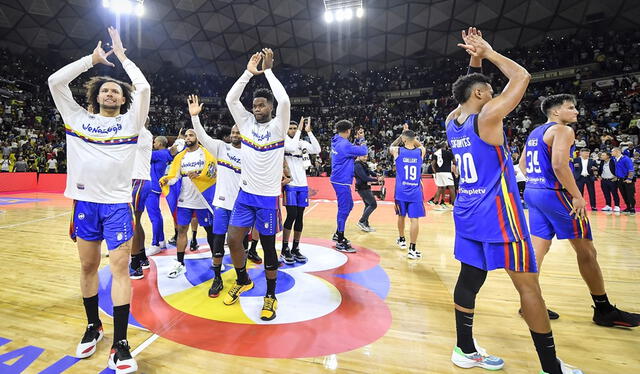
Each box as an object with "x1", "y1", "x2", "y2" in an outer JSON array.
[{"x1": 1, "y1": 30, "x2": 639, "y2": 179}]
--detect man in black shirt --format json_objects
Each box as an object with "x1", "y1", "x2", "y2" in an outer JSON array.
[
  {"x1": 354, "y1": 155, "x2": 380, "y2": 232},
  {"x1": 429, "y1": 143, "x2": 456, "y2": 209}
]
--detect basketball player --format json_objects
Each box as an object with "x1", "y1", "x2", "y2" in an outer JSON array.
[
  {"x1": 146, "y1": 132, "x2": 185, "y2": 256},
  {"x1": 159, "y1": 129, "x2": 217, "y2": 279},
  {"x1": 431, "y1": 142, "x2": 456, "y2": 209},
  {"x1": 48, "y1": 27, "x2": 148, "y2": 373},
  {"x1": 519, "y1": 94, "x2": 639, "y2": 328},
  {"x1": 129, "y1": 120, "x2": 153, "y2": 280},
  {"x1": 330, "y1": 122, "x2": 368, "y2": 252},
  {"x1": 224, "y1": 49, "x2": 289, "y2": 321},
  {"x1": 390, "y1": 126, "x2": 425, "y2": 259},
  {"x1": 188, "y1": 94, "x2": 244, "y2": 297},
  {"x1": 281, "y1": 117, "x2": 321, "y2": 264},
  {"x1": 448, "y1": 28, "x2": 581, "y2": 373}
]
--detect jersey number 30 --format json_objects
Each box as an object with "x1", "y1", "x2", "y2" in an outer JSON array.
[{"x1": 454, "y1": 153, "x2": 478, "y2": 183}]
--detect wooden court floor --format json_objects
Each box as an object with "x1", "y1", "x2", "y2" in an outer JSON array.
[{"x1": 0, "y1": 192, "x2": 638, "y2": 374}]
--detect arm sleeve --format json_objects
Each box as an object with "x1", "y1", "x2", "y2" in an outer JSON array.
[
  {"x1": 191, "y1": 115, "x2": 222, "y2": 156},
  {"x1": 347, "y1": 143, "x2": 368, "y2": 157},
  {"x1": 264, "y1": 69, "x2": 290, "y2": 137},
  {"x1": 121, "y1": 59, "x2": 151, "y2": 131},
  {"x1": 305, "y1": 132, "x2": 321, "y2": 154},
  {"x1": 225, "y1": 70, "x2": 254, "y2": 132},
  {"x1": 47, "y1": 55, "x2": 93, "y2": 122}
]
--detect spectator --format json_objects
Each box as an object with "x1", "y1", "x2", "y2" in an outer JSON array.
[
  {"x1": 573, "y1": 148, "x2": 598, "y2": 210},
  {"x1": 354, "y1": 155, "x2": 379, "y2": 232},
  {"x1": 14, "y1": 156, "x2": 28, "y2": 172},
  {"x1": 597, "y1": 151, "x2": 620, "y2": 212},
  {"x1": 612, "y1": 147, "x2": 636, "y2": 215},
  {"x1": 47, "y1": 157, "x2": 58, "y2": 173},
  {"x1": 1, "y1": 155, "x2": 9, "y2": 172}
]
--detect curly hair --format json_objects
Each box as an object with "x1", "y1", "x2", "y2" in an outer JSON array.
[
  {"x1": 84, "y1": 76, "x2": 133, "y2": 114},
  {"x1": 451, "y1": 73, "x2": 491, "y2": 104},
  {"x1": 253, "y1": 88, "x2": 274, "y2": 103}
]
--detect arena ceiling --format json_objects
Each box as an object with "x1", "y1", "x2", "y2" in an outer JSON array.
[{"x1": 0, "y1": 0, "x2": 638, "y2": 76}]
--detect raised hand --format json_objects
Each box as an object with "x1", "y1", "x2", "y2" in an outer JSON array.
[
  {"x1": 91, "y1": 41, "x2": 115, "y2": 67},
  {"x1": 107, "y1": 27, "x2": 127, "y2": 61},
  {"x1": 247, "y1": 52, "x2": 264, "y2": 75},
  {"x1": 261, "y1": 48, "x2": 274, "y2": 71},
  {"x1": 304, "y1": 117, "x2": 312, "y2": 133},
  {"x1": 187, "y1": 95, "x2": 204, "y2": 116},
  {"x1": 457, "y1": 29, "x2": 493, "y2": 58},
  {"x1": 177, "y1": 127, "x2": 185, "y2": 139}
]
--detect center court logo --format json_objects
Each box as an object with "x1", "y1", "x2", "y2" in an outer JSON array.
[{"x1": 97, "y1": 238, "x2": 391, "y2": 358}]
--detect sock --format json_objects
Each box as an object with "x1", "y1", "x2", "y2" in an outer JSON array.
[
  {"x1": 177, "y1": 251, "x2": 185, "y2": 265},
  {"x1": 235, "y1": 266, "x2": 250, "y2": 285},
  {"x1": 530, "y1": 330, "x2": 561, "y2": 374},
  {"x1": 292, "y1": 240, "x2": 300, "y2": 251},
  {"x1": 83, "y1": 294, "x2": 100, "y2": 326},
  {"x1": 113, "y1": 304, "x2": 130, "y2": 344},
  {"x1": 130, "y1": 253, "x2": 140, "y2": 269},
  {"x1": 282, "y1": 240, "x2": 289, "y2": 250},
  {"x1": 409, "y1": 243, "x2": 416, "y2": 251},
  {"x1": 266, "y1": 278, "x2": 276, "y2": 298},
  {"x1": 213, "y1": 264, "x2": 222, "y2": 279},
  {"x1": 174, "y1": 229, "x2": 178, "y2": 239},
  {"x1": 139, "y1": 250, "x2": 148, "y2": 261},
  {"x1": 250, "y1": 239, "x2": 258, "y2": 252},
  {"x1": 592, "y1": 293, "x2": 614, "y2": 313},
  {"x1": 337, "y1": 231, "x2": 344, "y2": 241},
  {"x1": 455, "y1": 309, "x2": 476, "y2": 354},
  {"x1": 192, "y1": 230, "x2": 197, "y2": 242}
]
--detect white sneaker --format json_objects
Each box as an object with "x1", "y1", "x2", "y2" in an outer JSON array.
[
  {"x1": 396, "y1": 238, "x2": 407, "y2": 249},
  {"x1": 540, "y1": 358, "x2": 584, "y2": 374},
  {"x1": 367, "y1": 225, "x2": 376, "y2": 232},
  {"x1": 407, "y1": 249, "x2": 421, "y2": 259},
  {"x1": 159, "y1": 240, "x2": 167, "y2": 249},
  {"x1": 75, "y1": 323, "x2": 104, "y2": 358},
  {"x1": 108, "y1": 339, "x2": 138, "y2": 374},
  {"x1": 357, "y1": 221, "x2": 370, "y2": 232},
  {"x1": 146, "y1": 245, "x2": 161, "y2": 256},
  {"x1": 168, "y1": 262, "x2": 186, "y2": 278},
  {"x1": 451, "y1": 340, "x2": 504, "y2": 370},
  {"x1": 601, "y1": 205, "x2": 612, "y2": 212},
  {"x1": 613, "y1": 206, "x2": 621, "y2": 212}
]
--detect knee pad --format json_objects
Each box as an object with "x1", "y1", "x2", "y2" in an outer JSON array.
[
  {"x1": 260, "y1": 235, "x2": 279, "y2": 270},
  {"x1": 293, "y1": 207, "x2": 305, "y2": 232},
  {"x1": 453, "y1": 263, "x2": 488, "y2": 309},
  {"x1": 212, "y1": 234, "x2": 226, "y2": 258}
]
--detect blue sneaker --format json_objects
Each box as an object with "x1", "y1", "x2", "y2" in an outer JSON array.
[
  {"x1": 451, "y1": 340, "x2": 504, "y2": 370},
  {"x1": 129, "y1": 264, "x2": 143, "y2": 280}
]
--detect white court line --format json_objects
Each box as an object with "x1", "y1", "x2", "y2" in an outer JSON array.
[
  {"x1": 304, "y1": 202, "x2": 319, "y2": 215},
  {"x1": 0, "y1": 211, "x2": 70, "y2": 229},
  {"x1": 132, "y1": 333, "x2": 160, "y2": 357}
]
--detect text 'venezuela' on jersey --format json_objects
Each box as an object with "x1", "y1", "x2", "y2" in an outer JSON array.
[
  {"x1": 445, "y1": 114, "x2": 530, "y2": 243},
  {"x1": 394, "y1": 147, "x2": 424, "y2": 202},
  {"x1": 524, "y1": 122, "x2": 574, "y2": 190},
  {"x1": 48, "y1": 55, "x2": 151, "y2": 204}
]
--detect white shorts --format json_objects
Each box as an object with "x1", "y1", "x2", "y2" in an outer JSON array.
[{"x1": 435, "y1": 172, "x2": 454, "y2": 187}]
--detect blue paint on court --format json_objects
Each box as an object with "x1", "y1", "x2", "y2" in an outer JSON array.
[
  {"x1": 334, "y1": 265, "x2": 390, "y2": 300},
  {"x1": 0, "y1": 197, "x2": 48, "y2": 205}
]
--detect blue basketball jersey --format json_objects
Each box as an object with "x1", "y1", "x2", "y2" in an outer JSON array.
[
  {"x1": 524, "y1": 122, "x2": 575, "y2": 190},
  {"x1": 446, "y1": 114, "x2": 529, "y2": 243},
  {"x1": 394, "y1": 147, "x2": 423, "y2": 202}
]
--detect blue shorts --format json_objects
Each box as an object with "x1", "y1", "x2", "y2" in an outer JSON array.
[
  {"x1": 213, "y1": 207, "x2": 232, "y2": 235},
  {"x1": 524, "y1": 188, "x2": 592, "y2": 240},
  {"x1": 69, "y1": 200, "x2": 134, "y2": 250},
  {"x1": 283, "y1": 185, "x2": 309, "y2": 207},
  {"x1": 394, "y1": 200, "x2": 425, "y2": 218},
  {"x1": 230, "y1": 190, "x2": 281, "y2": 235},
  {"x1": 455, "y1": 233, "x2": 538, "y2": 273},
  {"x1": 176, "y1": 206, "x2": 213, "y2": 227},
  {"x1": 132, "y1": 179, "x2": 151, "y2": 213}
]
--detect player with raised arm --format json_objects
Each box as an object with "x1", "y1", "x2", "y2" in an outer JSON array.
[
  {"x1": 48, "y1": 27, "x2": 149, "y2": 373},
  {"x1": 447, "y1": 28, "x2": 582, "y2": 374},
  {"x1": 224, "y1": 49, "x2": 290, "y2": 321}
]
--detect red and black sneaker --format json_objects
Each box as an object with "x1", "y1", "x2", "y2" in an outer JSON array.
[
  {"x1": 247, "y1": 248, "x2": 263, "y2": 264},
  {"x1": 108, "y1": 339, "x2": 138, "y2": 374},
  {"x1": 592, "y1": 305, "x2": 639, "y2": 328},
  {"x1": 75, "y1": 323, "x2": 104, "y2": 358}
]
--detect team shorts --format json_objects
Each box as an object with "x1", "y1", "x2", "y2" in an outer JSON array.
[
  {"x1": 435, "y1": 172, "x2": 454, "y2": 187},
  {"x1": 229, "y1": 190, "x2": 281, "y2": 235},
  {"x1": 69, "y1": 200, "x2": 134, "y2": 250},
  {"x1": 132, "y1": 179, "x2": 150, "y2": 213},
  {"x1": 283, "y1": 185, "x2": 309, "y2": 207},
  {"x1": 454, "y1": 232, "x2": 538, "y2": 273},
  {"x1": 176, "y1": 206, "x2": 213, "y2": 227},
  {"x1": 213, "y1": 207, "x2": 232, "y2": 235},
  {"x1": 524, "y1": 188, "x2": 593, "y2": 240},
  {"x1": 394, "y1": 200, "x2": 425, "y2": 218}
]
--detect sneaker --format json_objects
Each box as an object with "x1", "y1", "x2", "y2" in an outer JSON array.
[
  {"x1": 260, "y1": 296, "x2": 278, "y2": 321},
  {"x1": 75, "y1": 323, "x2": 103, "y2": 358},
  {"x1": 291, "y1": 249, "x2": 308, "y2": 263},
  {"x1": 159, "y1": 240, "x2": 167, "y2": 249},
  {"x1": 107, "y1": 339, "x2": 137, "y2": 374},
  {"x1": 208, "y1": 277, "x2": 223, "y2": 298},
  {"x1": 189, "y1": 239, "x2": 199, "y2": 251},
  {"x1": 631, "y1": 210, "x2": 636, "y2": 216},
  {"x1": 129, "y1": 264, "x2": 143, "y2": 280},
  {"x1": 396, "y1": 237, "x2": 407, "y2": 249},
  {"x1": 223, "y1": 281, "x2": 254, "y2": 305},
  {"x1": 357, "y1": 221, "x2": 370, "y2": 232},
  {"x1": 167, "y1": 262, "x2": 186, "y2": 279},
  {"x1": 539, "y1": 358, "x2": 584, "y2": 374},
  {"x1": 601, "y1": 205, "x2": 612, "y2": 212},
  {"x1": 366, "y1": 224, "x2": 376, "y2": 232},
  {"x1": 427, "y1": 200, "x2": 436, "y2": 206},
  {"x1": 247, "y1": 249, "x2": 262, "y2": 264},
  {"x1": 335, "y1": 240, "x2": 356, "y2": 253},
  {"x1": 332, "y1": 233, "x2": 351, "y2": 244},
  {"x1": 519, "y1": 308, "x2": 559, "y2": 320},
  {"x1": 168, "y1": 235, "x2": 177, "y2": 246},
  {"x1": 407, "y1": 249, "x2": 421, "y2": 259},
  {"x1": 146, "y1": 245, "x2": 162, "y2": 256},
  {"x1": 279, "y1": 247, "x2": 295, "y2": 265},
  {"x1": 436, "y1": 203, "x2": 448, "y2": 211},
  {"x1": 451, "y1": 341, "x2": 504, "y2": 370},
  {"x1": 613, "y1": 206, "x2": 621, "y2": 213},
  {"x1": 140, "y1": 256, "x2": 150, "y2": 270},
  {"x1": 592, "y1": 305, "x2": 639, "y2": 327}
]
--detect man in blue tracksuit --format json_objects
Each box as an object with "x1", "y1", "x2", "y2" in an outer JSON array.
[
  {"x1": 330, "y1": 120, "x2": 368, "y2": 252},
  {"x1": 612, "y1": 147, "x2": 636, "y2": 215}
]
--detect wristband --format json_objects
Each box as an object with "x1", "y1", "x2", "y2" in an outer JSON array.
[{"x1": 467, "y1": 66, "x2": 482, "y2": 75}]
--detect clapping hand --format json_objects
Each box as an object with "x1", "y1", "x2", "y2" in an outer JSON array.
[
  {"x1": 91, "y1": 41, "x2": 114, "y2": 67},
  {"x1": 261, "y1": 48, "x2": 274, "y2": 71},
  {"x1": 247, "y1": 52, "x2": 264, "y2": 75},
  {"x1": 457, "y1": 27, "x2": 493, "y2": 58}
]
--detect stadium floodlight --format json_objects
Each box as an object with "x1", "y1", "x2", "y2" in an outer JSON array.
[
  {"x1": 335, "y1": 8, "x2": 345, "y2": 22},
  {"x1": 103, "y1": 0, "x2": 145, "y2": 17},
  {"x1": 356, "y1": 7, "x2": 364, "y2": 18},
  {"x1": 103, "y1": 0, "x2": 110, "y2": 8},
  {"x1": 324, "y1": 11, "x2": 334, "y2": 23},
  {"x1": 344, "y1": 8, "x2": 353, "y2": 20},
  {"x1": 135, "y1": 2, "x2": 144, "y2": 16}
]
